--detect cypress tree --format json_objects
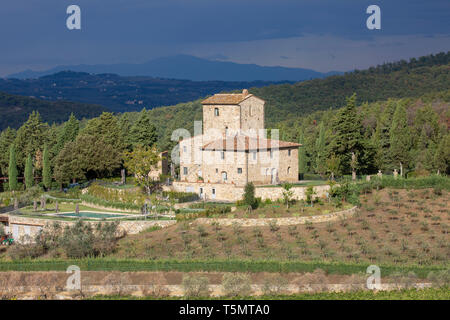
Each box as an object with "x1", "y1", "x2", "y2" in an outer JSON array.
[
  {"x1": 389, "y1": 103, "x2": 412, "y2": 175},
  {"x1": 315, "y1": 122, "x2": 327, "y2": 176},
  {"x1": 25, "y1": 154, "x2": 33, "y2": 189},
  {"x1": 298, "y1": 130, "x2": 307, "y2": 180},
  {"x1": 43, "y1": 145, "x2": 51, "y2": 190},
  {"x1": 8, "y1": 144, "x2": 18, "y2": 191}
]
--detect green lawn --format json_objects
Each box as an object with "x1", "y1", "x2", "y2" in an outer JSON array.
[
  {"x1": 19, "y1": 202, "x2": 133, "y2": 215},
  {"x1": 0, "y1": 259, "x2": 446, "y2": 278}
]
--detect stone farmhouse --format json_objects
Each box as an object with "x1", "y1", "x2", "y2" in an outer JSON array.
[{"x1": 171, "y1": 89, "x2": 302, "y2": 201}]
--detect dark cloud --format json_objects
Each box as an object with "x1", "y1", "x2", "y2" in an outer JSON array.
[{"x1": 0, "y1": 0, "x2": 449, "y2": 75}]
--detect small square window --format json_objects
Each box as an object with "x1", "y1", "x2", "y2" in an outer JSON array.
[{"x1": 237, "y1": 168, "x2": 242, "y2": 174}]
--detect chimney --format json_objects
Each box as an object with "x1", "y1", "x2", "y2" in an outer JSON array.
[{"x1": 242, "y1": 89, "x2": 249, "y2": 96}]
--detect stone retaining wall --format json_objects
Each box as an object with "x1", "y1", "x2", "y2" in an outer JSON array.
[
  {"x1": 195, "y1": 206, "x2": 357, "y2": 227},
  {"x1": 5, "y1": 215, "x2": 176, "y2": 243},
  {"x1": 5, "y1": 282, "x2": 433, "y2": 299}
]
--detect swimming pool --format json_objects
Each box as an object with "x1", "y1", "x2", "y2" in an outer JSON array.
[{"x1": 56, "y1": 212, "x2": 127, "y2": 219}]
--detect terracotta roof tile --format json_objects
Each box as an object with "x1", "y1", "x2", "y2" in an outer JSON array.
[{"x1": 202, "y1": 91, "x2": 252, "y2": 105}]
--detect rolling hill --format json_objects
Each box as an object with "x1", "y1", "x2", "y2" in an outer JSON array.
[
  {"x1": 0, "y1": 71, "x2": 292, "y2": 113},
  {"x1": 0, "y1": 91, "x2": 106, "y2": 130}
]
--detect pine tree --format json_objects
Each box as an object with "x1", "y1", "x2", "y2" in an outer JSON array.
[
  {"x1": 389, "y1": 103, "x2": 412, "y2": 175},
  {"x1": 55, "y1": 113, "x2": 79, "y2": 155},
  {"x1": 25, "y1": 154, "x2": 33, "y2": 189},
  {"x1": 298, "y1": 130, "x2": 307, "y2": 179},
  {"x1": 14, "y1": 111, "x2": 49, "y2": 170},
  {"x1": 8, "y1": 144, "x2": 18, "y2": 191},
  {"x1": 0, "y1": 127, "x2": 16, "y2": 176},
  {"x1": 42, "y1": 145, "x2": 51, "y2": 190},
  {"x1": 130, "y1": 109, "x2": 158, "y2": 147},
  {"x1": 329, "y1": 94, "x2": 367, "y2": 175}
]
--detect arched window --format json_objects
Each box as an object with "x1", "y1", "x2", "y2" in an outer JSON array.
[
  {"x1": 221, "y1": 171, "x2": 228, "y2": 182},
  {"x1": 287, "y1": 167, "x2": 291, "y2": 174}
]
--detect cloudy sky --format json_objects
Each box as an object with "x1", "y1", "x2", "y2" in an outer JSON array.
[{"x1": 0, "y1": 0, "x2": 449, "y2": 76}]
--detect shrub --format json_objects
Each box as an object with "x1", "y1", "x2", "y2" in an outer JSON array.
[
  {"x1": 182, "y1": 274, "x2": 210, "y2": 297},
  {"x1": 222, "y1": 273, "x2": 252, "y2": 297},
  {"x1": 427, "y1": 270, "x2": 450, "y2": 287},
  {"x1": 262, "y1": 274, "x2": 288, "y2": 295},
  {"x1": 243, "y1": 182, "x2": 258, "y2": 209},
  {"x1": 8, "y1": 241, "x2": 45, "y2": 260}
]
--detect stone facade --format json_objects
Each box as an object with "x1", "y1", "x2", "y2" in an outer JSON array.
[
  {"x1": 148, "y1": 151, "x2": 169, "y2": 180},
  {"x1": 177, "y1": 90, "x2": 301, "y2": 200},
  {"x1": 171, "y1": 181, "x2": 330, "y2": 202}
]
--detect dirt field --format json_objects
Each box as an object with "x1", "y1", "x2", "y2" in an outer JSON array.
[{"x1": 113, "y1": 188, "x2": 449, "y2": 265}]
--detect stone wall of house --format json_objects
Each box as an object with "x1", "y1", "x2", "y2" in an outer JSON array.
[
  {"x1": 171, "y1": 182, "x2": 330, "y2": 202},
  {"x1": 172, "y1": 181, "x2": 245, "y2": 202},
  {"x1": 203, "y1": 104, "x2": 241, "y2": 136},
  {"x1": 239, "y1": 96, "x2": 265, "y2": 131},
  {"x1": 201, "y1": 150, "x2": 248, "y2": 186}
]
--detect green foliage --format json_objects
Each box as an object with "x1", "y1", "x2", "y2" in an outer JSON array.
[
  {"x1": 0, "y1": 90, "x2": 105, "y2": 131},
  {"x1": 222, "y1": 273, "x2": 252, "y2": 297},
  {"x1": 42, "y1": 145, "x2": 51, "y2": 190},
  {"x1": 329, "y1": 94, "x2": 372, "y2": 175},
  {"x1": 123, "y1": 145, "x2": 160, "y2": 194},
  {"x1": 8, "y1": 144, "x2": 18, "y2": 191},
  {"x1": 24, "y1": 154, "x2": 33, "y2": 189},
  {"x1": 243, "y1": 182, "x2": 258, "y2": 209},
  {"x1": 163, "y1": 191, "x2": 199, "y2": 203},
  {"x1": 54, "y1": 113, "x2": 79, "y2": 156},
  {"x1": 0, "y1": 127, "x2": 16, "y2": 176},
  {"x1": 54, "y1": 134, "x2": 122, "y2": 183},
  {"x1": 182, "y1": 275, "x2": 210, "y2": 297},
  {"x1": 129, "y1": 110, "x2": 158, "y2": 148},
  {"x1": 390, "y1": 103, "x2": 412, "y2": 172},
  {"x1": 80, "y1": 194, "x2": 141, "y2": 211},
  {"x1": 13, "y1": 111, "x2": 49, "y2": 170},
  {"x1": 298, "y1": 130, "x2": 307, "y2": 176}
]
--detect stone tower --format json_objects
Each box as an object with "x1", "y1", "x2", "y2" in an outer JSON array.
[{"x1": 201, "y1": 89, "x2": 265, "y2": 140}]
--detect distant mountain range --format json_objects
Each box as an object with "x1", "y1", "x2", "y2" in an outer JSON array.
[{"x1": 7, "y1": 55, "x2": 341, "y2": 81}]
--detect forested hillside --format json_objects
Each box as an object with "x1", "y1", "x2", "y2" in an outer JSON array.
[
  {"x1": 0, "y1": 71, "x2": 287, "y2": 114},
  {"x1": 254, "y1": 52, "x2": 450, "y2": 124},
  {"x1": 0, "y1": 53, "x2": 449, "y2": 186},
  {"x1": 0, "y1": 91, "x2": 106, "y2": 130}
]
